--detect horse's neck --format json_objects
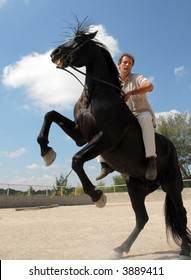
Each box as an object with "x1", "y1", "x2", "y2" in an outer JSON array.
[
  {"x1": 86, "y1": 55, "x2": 114, "y2": 85},
  {"x1": 84, "y1": 54, "x2": 137, "y2": 124}
]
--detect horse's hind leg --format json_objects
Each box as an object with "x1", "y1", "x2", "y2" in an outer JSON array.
[
  {"x1": 112, "y1": 177, "x2": 148, "y2": 259},
  {"x1": 37, "y1": 110, "x2": 86, "y2": 165}
]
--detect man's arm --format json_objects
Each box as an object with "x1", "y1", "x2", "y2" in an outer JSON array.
[{"x1": 124, "y1": 81, "x2": 153, "y2": 101}]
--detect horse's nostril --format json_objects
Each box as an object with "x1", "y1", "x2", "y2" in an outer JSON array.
[{"x1": 51, "y1": 48, "x2": 61, "y2": 58}]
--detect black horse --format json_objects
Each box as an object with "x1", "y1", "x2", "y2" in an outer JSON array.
[{"x1": 37, "y1": 21, "x2": 191, "y2": 259}]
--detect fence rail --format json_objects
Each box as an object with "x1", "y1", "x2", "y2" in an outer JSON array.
[
  {"x1": 0, "y1": 183, "x2": 53, "y2": 196},
  {"x1": 0, "y1": 179, "x2": 191, "y2": 196}
]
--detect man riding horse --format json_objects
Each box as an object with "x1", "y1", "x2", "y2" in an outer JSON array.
[{"x1": 96, "y1": 53, "x2": 157, "y2": 181}]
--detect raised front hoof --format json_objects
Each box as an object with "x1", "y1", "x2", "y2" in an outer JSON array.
[
  {"x1": 42, "y1": 148, "x2": 57, "y2": 166},
  {"x1": 179, "y1": 254, "x2": 191, "y2": 260},
  {"x1": 95, "y1": 194, "x2": 107, "y2": 208},
  {"x1": 110, "y1": 250, "x2": 123, "y2": 260}
]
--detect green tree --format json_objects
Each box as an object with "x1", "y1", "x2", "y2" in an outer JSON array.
[
  {"x1": 96, "y1": 180, "x2": 106, "y2": 193},
  {"x1": 112, "y1": 173, "x2": 127, "y2": 185},
  {"x1": 156, "y1": 112, "x2": 191, "y2": 179},
  {"x1": 54, "y1": 173, "x2": 74, "y2": 195},
  {"x1": 96, "y1": 180, "x2": 105, "y2": 187},
  {"x1": 112, "y1": 173, "x2": 128, "y2": 192},
  {"x1": 27, "y1": 186, "x2": 34, "y2": 196}
]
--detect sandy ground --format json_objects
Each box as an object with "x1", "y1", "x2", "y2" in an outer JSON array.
[{"x1": 0, "y1": 190, "x2": 191, "y2": 260}]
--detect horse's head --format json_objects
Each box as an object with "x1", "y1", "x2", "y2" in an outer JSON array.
[
  {"x1": 51, "y1": 18, "x2": 121, "y2": 91},
  {"x1": 51, "y1": 30, "x2": 97, "y2": 69}
]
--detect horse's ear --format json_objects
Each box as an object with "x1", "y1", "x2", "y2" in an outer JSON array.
[{"x1": 88, "y1": 31, "x2": 98, "y2": 40}]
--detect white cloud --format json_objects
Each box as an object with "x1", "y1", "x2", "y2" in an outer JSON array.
[
  {"x1": 0, "y1": 147, "x2": 27, "y2": 158},
  {"x1": 0, "y1": 0, "x2": 30, "y2": 8},
  {"x1": 26, "y1": 163, "x2": 40, "y2": 171},
  {"x1": 9, "y1": 148, "x2": 27, "y2": 158},
  {"x1": 24, "y1": 0, "x2": 30, "y2": 5},
  {"x1": 174, "y1": 66, "x2": 186, "y2": 79},
  {"x1": 2, "y1": 51, "x2": 84, "y2": 110},
  {"x1": 87, "y1": 165, "x2": 96, "y2": 171},
  {"x1": 26, "y1": 162, "x2": 60, "y2": 172},
  {"x1": 7, "y1": 174, "x2": 55, "y2": 187},
  {"x1": 155, "y1": 109, "x2": 179, "y2": 119},
  {"x1": 2, "y1": 25, "x2": 120, "y2": 111},
  {"x1": 0, "y1": 0, "x2": 6, "y2": 8},
  {"x1": 90, "y1": 24, "x2": 120, "y2": 57},
  {"x1": 156, "y1": 110, "x2": 190, "y2": 124}
]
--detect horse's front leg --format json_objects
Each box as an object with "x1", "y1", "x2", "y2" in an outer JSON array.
[
  {"x1": 37, "y1": 110, "x2": 86, "y2": 165},
  {"x1": 72, "y1": 132, "x2": 107, "y2": 208}
]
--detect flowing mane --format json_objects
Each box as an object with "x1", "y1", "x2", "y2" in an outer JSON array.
[
  {"x1": 98, "y1": 46, "x2": 121, "y2": 90},
  {"x1": 71, "y1": 17, "x2": 121, "y2": 90}
]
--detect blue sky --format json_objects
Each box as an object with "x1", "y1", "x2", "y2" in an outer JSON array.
[{"x1": 0, "y1": 0, "x2": 191, "y2": 189}]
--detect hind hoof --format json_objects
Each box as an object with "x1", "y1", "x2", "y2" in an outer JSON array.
[
  {"x1": 96, "y1": 194, "x2": 107, "y2": 208},
  {"x1": 42, "y1": 148, "x2": 56, "y2": 166},
  {"x1": 110, "y1": 250, "x2": 123, "y2": 259},
  {"x1": 179, "y1": 254, "x2": 191, "y2": 260}
]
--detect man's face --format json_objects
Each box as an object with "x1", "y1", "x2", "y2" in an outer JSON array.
[{"x1": 118, "y1": 56, "x2": 133, "y2": 77}]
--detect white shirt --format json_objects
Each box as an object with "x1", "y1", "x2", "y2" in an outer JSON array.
[{"x1": 123, "y1": 73, "x2": 156, "y2": 126}]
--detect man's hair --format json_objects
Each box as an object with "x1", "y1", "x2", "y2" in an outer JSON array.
[{"x1": 118, "y1": 53, "x2": 135, "y2": 66}]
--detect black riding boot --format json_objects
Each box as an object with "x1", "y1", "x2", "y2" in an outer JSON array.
[
  {"x1": 145, "y1": 156, "x2": 157, "y2": 181},
  {"x1": 96, "y1": 162, "x2": 114, "y2": 181}
]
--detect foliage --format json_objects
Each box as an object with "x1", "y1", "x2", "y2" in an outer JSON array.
[
  {"x1": 112, "y1": 173, "x2": 127, "y2": 185},
  {"x1": 156, "y1": 112, "x2": 191, "y2": 179},
  {"x1": 27, "y1": 186, "x2": 34, "y2": 196},
  {"x1": 74, "y1": 186, "x2": 85, "y2": 195},
  {"x1": 96, "y1": 174, "x2": 127, "y2": 192},
  {"x1": 96, "y1": 180, "x2": 105, "y2": 187},
  {"x1": 53, "y1": 173, "x2": 74, "y2": 195}
]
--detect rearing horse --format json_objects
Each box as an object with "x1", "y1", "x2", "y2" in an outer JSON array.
[{"x1": 37, "y1": 22, "x2": 191, "y2": 259}]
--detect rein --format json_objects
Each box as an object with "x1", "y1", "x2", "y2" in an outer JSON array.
[
  {"x1": 72, "y1": 67, "x2": 125, "y2": 95},
  {"x1": 63, "y1": 68, "x2": 84, "y2": 87},
  {"x1": 63, "y1": 66, "x2": 125, "y2": 96}
]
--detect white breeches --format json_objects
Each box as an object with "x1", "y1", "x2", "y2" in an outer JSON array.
[{"x1": 136, "y1": 111, "x2": 156, "y2": 158}]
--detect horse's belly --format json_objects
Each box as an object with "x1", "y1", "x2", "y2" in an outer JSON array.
[{"x1": 101, "y1": 149, "x2": 147, "y2": 177}]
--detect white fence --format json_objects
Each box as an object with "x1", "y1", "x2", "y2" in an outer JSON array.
[
  {"x1": 0, "y1": 183, "x2": 54, "y2": 196},
  {"x1": 0, "y1": 180, "x2": 191, "y2": 196},
  {"x1": 0, "y1": 183, "x2": 127, "y2": 196}
]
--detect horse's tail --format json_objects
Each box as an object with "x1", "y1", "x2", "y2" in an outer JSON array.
[{"x1": 164, "y1": 193, "x2": 191, "y2": 246}]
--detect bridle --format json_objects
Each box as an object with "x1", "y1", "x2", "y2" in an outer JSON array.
[
  {"x1": 60, "y1": 37, "x2": 125, "y2": 95},
  {"x1": 61, "y1": 37, "x2": 92, "y2": 68}
]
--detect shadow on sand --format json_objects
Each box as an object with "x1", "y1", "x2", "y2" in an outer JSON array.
[{"x1": 123, "y1": 249, "x2": 180, "y2": 260}]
